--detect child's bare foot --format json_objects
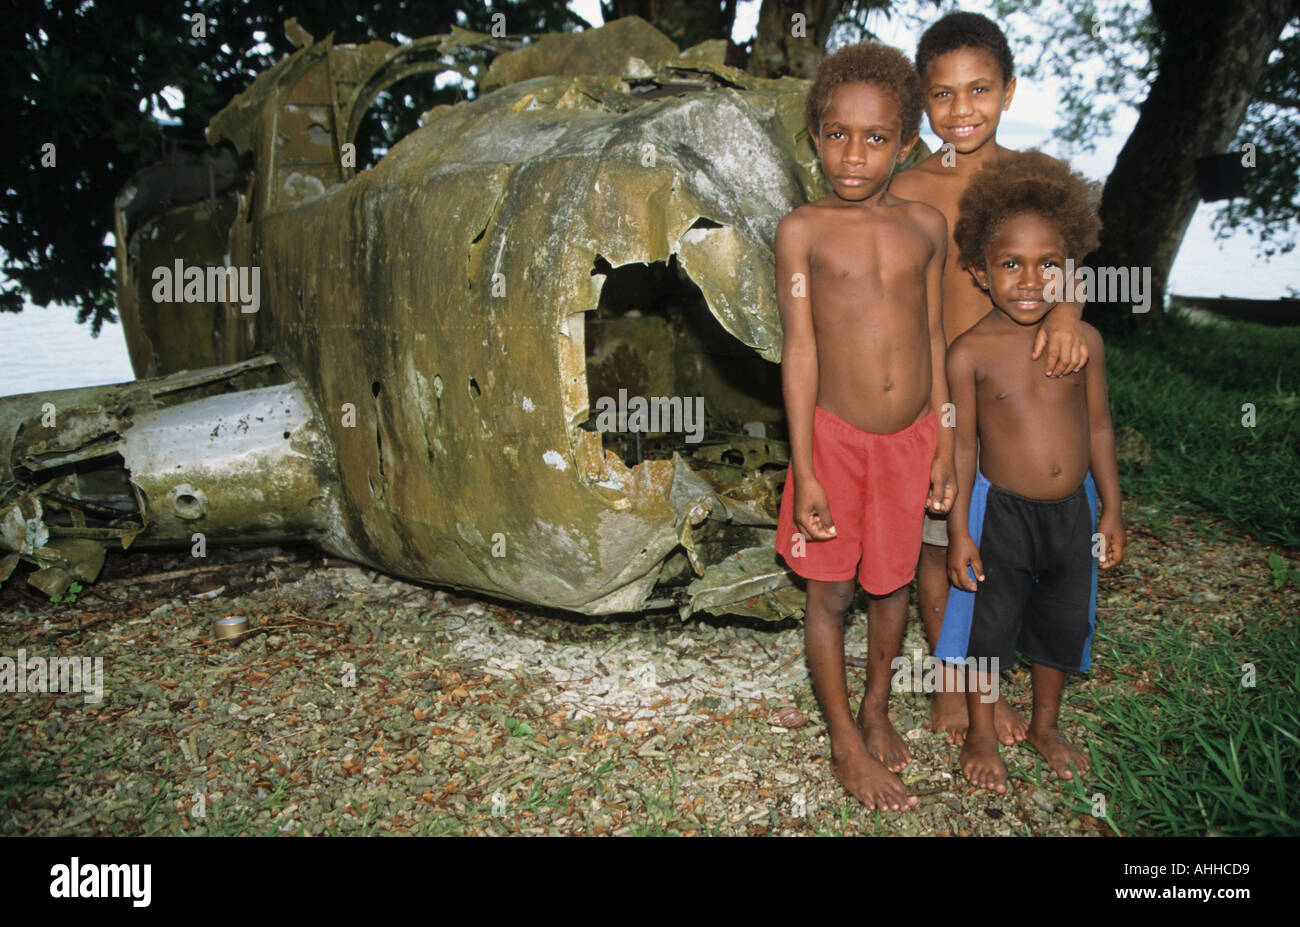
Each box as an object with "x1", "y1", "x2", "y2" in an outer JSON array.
[
  {"x1": 960, "y1": 734, "x2": 1007, "y2": 793},
  {"x1": 856, "y1": 708, "x2": 911, "y2": 772},
  {"x1": 994, "y1": 698, "x2": 1030, "y2": 745},
  {"x1": 830, "y1": 733, "x2": 917, "y2": 812},
  {"x1": 1027, "y1": 726, "x2": 1090, "y2": 779},
  {"x1": 930, "y1": 690, "x2": 969, "y2": 744}
]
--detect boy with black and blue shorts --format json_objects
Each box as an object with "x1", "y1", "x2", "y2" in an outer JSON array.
[{"x1": 935, "y1": 150, "x2": 1126, "y2": 793}]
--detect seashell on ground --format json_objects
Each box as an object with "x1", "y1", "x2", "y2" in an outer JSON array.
[{"x1": 770, "y1": 707, "x2": 808, "y2": 729}]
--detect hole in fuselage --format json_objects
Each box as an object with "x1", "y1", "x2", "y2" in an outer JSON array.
[
  {"x1": 583, "y1": 256, "x2": 791, "y2": 593},
  {"x1": 584, "y1": 255, "x2": 785, "y2": 468},
  {"x1": 172, "y1": 489, "x2": 205, "y2": 520}
]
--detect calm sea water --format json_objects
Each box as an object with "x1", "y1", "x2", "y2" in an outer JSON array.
[
  {"x1": 0, "y1": 306, "x2": 136, "y2": 398},
  {"x1": 0, "y1": 200, "x2": 1295, "y2": 399}
]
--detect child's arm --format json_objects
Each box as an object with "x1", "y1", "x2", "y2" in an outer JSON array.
[
  {"x1": 1034, "y1": 299, "x2": 1088, "y2": 378},
  {"x1": 1082, "y1": 325, "x2": 1125, "y2": 568},
  {"x1": 945, "y1": 340, "x2": 984, "y2": 591},
  {"x1": 920, "y1": 208, "x2": 956, "y2": 515},
  {"x1": 776, "y1": 212, "x2": 834, "y2": 540}
]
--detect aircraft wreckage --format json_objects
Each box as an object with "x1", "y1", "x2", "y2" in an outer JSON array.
[{"x1": 0, "y1": 16, "x2": 926, "y2": 620}]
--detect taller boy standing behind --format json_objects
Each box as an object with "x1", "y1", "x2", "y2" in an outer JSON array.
[
  {"x1": 774, "y1": 43, "x2": 954, "y2": 812},
  {"x1": 890, "y1": 12, "x2": 1089, "y2": 744}
]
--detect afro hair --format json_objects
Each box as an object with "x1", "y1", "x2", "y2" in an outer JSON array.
[
  {"x1": 915, "y1": 11, "x2": 1014, "y2": 85},
  {"x1": 805, "y1": 42, "x2": 923, "y2": 140},
  {"x1": 954, "y1": 150, "x2": 1102, "y2": 270}
]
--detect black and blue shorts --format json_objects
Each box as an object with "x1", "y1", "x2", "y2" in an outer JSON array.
[{"x1": 935, "y1": 470, "x2": 1099, "y2": 673}]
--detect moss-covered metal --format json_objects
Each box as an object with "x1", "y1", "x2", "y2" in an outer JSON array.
[{"x1": 4, "y1": 17, "x2": 931, "y2": 618}]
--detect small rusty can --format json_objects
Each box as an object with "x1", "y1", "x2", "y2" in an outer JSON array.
[{"x1": 213, "y1": 616, "x2": 249, "y2": 640}]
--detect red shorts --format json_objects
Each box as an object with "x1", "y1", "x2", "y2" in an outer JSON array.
[{"x1": 775, "y1": 406, "x2": 937, "y2": 595}]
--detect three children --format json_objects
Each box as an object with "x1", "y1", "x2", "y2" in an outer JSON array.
[{"x1": 775, "y1": 13, "x2": 1126, "y2": 808}]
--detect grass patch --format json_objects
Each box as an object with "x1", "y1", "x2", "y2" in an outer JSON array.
[
  {"x1": 627, "y1": 760, "x2": 685, "y2": 836},
  {"x1": 1102, "y1": 308, "x2": 1300, "y2": 547},
  {"x1": 1075, "y1": 611, "x2": 1299, "y2": 835}
]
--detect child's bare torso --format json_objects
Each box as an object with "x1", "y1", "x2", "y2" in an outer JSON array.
[
  {"x1": 964, "y1": 315, "x2": 1092, "y2": 499},
  {"x1": 892, "y1": 152, "x2": 1009, "y2": 345},
  {"x1": 803, "y1": 194, "x2": 938, "y2": 435}
]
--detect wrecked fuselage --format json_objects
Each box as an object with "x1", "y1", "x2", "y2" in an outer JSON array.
[
  {"x1": 0, "y1": 357, "x2": 350, "y2": 596},
  {"x1": 1, "y1": 18, "x2": 923, "y2": 619}
]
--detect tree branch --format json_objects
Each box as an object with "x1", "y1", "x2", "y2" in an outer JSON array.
[{"x1": 1257, "y1": 94, "x2": 1300, "y2": 109}]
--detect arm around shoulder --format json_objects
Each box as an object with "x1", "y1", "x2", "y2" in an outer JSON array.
[{"x1": 1037, "y1": 294, "x2": 1090, "y2": 377}]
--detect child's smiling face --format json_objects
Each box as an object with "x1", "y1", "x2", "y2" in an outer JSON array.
[
  {"x1": 971, "y1": 211, "x2": 1067, "y2": 326},
  {"x1": 922, "y1": 47, "x2": 1015, "y2": 155},
  {"x1": 812, "y1": 82, "x2": 915, "y2": 202}
]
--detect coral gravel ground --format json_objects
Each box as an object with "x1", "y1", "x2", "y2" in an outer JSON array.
[{"x1": 1, "y1": 497, "x2": 1295, "y2": 836}]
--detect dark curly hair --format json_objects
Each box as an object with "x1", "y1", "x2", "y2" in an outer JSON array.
[
  {"x1": 954, "y1": 150, "x2": 1101, "y2": 270},
  {"x1": 805, "y1": 42, "x2": 922, "y2": 140},
  {"x1": 915, "y1": 11, "x2": 1014, "y2": 84}
]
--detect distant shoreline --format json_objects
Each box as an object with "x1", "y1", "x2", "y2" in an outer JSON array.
[{"x1": 1172, "y1": 295, "x2": 1300, "y2": 327}]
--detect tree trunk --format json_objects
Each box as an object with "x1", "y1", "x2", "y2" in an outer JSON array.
[
  {"x1": 1089, "y1": 0, "x2": 1299, "y2": 328},
  {"x1": 749, "y1": 0, "x2": 846, "y2": 78}
]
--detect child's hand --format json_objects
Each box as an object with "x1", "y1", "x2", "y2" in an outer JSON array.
[
  {"x1": 794, "y1": 477, "x2": 836, "y2": 541},
  {"x1": 1032, "y1": 314, "x2": 1089, "y2": 378},
  {"x1": 947, "y1": 534, "x2": 984, "y2": 592},
  {"x1": 927, "y1": 454, "x2": 956, "y2": 515},
  {"x1": 1097, "y1": 512, "x2": 1126, "y2": 568}
]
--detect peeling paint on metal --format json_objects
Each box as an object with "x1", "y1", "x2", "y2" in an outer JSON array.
[{"x1": 1, "y1": 17, "x2": 935, "y2": 619}]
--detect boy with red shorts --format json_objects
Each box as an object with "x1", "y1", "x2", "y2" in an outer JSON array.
[{"x1": 774, "y1": 42, "x2": 954, "y2": 812}]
